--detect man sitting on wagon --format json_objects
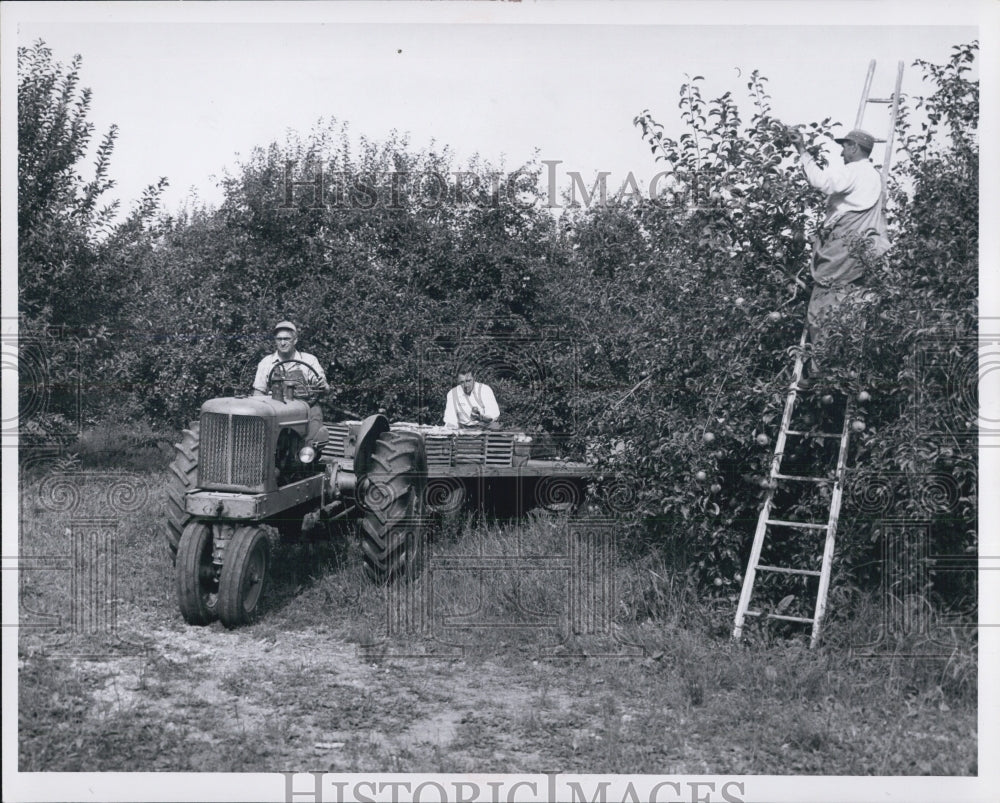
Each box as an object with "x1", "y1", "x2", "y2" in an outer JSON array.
[{"x1": 443, "y1": 368, "x2": 500, "y2": 430}]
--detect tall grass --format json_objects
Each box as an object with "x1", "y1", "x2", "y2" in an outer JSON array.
[
  {"x1": 19, "y1": 467, "x2": 173, "y2": 652},
  {"x1": 276, "y1": 507, "x2": 977, "y2": 715}
]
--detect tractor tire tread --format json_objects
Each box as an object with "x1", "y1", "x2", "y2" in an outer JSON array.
[
  {"x1": 359, "y1": 431, "x2": 426, "y2": 583},
  {"x1": 164, "y1": 422, "x2": 200, "y2": 563}
]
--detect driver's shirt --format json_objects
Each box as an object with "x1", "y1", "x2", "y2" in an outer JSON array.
[{"x1": 252, "y1": 350, "x2": 329, "y2": 395}]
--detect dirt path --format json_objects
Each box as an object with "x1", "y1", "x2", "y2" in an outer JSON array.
[{"x1": 48, "y1": 603, "x2": 613, "y2": 773}]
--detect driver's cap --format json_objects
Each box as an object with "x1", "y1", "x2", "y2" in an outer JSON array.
[{"x1": 273, "y1": 320, "x2": 298, "y2": 336}]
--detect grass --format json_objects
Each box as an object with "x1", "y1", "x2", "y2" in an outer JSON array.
[
  {"x1": 16, "y1": 448, "x2": 978, "y2": 774},
  {"x1": 57, "y1": 420, "x2": 177, "y2": 473}
]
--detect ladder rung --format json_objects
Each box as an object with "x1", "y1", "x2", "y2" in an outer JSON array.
[
  {"x1": 756, "y1": 564, "x2": 822, "y2": 577},
  {"x1": 785, "y1": 429, "x2": 842, "y2": 438},
  {"x1": 866, "y1": 97, "x2": 894, "y2": 103},
  {"x1": 744, "y1": 610, "x2": 815, "y2": 625},
  {"x1": 766, "y1": 518, "x2": 828, "y2": 531},
  {"x1": 767, "y1": 613, "x2": 815, "y2": 624},
  {"x1": 773, "y1": 473, "x2": 833, "y2": 484},
  {"x1": 873, "y1": 138, "x2": 887, "y2": 143}
]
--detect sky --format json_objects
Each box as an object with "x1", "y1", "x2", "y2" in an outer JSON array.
[
  {"x1": 5, "y1": 5, "x2": 985, "y2": 216},
  {"x1": 2, "y1": 2, "x2": 1000, "y2": 802}
]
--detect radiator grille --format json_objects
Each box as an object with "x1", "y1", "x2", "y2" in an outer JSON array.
[
  {"x1": 321, "y1": 422, "x2": 351, "y2": 461},
  {"x1": 200, "y1": 413, "x2": 228, "y2": 484},
  {"x1": 200, "y1": 412, "x2": 267, "y2": 488}
]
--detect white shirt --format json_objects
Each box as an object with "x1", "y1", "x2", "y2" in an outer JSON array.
[
  {"x1": 801, "y1": 150, "x2": 883, "y2": 225},
  {"x1": 252, "y1": 350, "x2": 328, "y2": 395},
  {"x1": 443, "y1": 382, "x2": 500, "y2": 428}
]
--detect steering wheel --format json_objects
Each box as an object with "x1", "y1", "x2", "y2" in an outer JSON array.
[{"x1": 266, "y1": 359, "x2": 324, "y2": 402}]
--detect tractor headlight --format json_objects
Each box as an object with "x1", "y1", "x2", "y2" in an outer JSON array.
[{"x1": 298, "y1": 445, "x2": 316, "y2": 464}]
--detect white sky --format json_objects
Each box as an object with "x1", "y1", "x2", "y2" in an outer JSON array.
[
  {"x1": 3, "y1": 2, "x2": 1000, "y2": 802},
  {"x1": 7, "y1": 6, "x2": 984, "y2": 215}
]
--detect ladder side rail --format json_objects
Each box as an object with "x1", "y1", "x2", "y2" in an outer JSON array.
[
  {"x1": 854, "y1": 60, "x2": 877, "y2": 129},
  {"x1": 769, "y1": 328, "x2": 809, "y2": 481},
  {"x1": 810, "y1": 401, "x2": 854, "y2": 647},
  {"x1": 733, "y1": 487, "x2": 779, "y2": 639},
  {"x1": 734, "y1": 328, "x2": 808, "y2": 640},
  {"x1": 881, "y1": 60, "x2": 905, "y2": 183}
]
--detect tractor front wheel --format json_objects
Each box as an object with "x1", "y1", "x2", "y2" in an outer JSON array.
[
  {"x1": 359, "y1": 431, "x2": 427, "y2": 583},
  {"x1": 176, "y1": 521, "x2": 219, "y2": 625},
  {"x1": 218, "y1": 526, "x2": 269, "y2": 628}
]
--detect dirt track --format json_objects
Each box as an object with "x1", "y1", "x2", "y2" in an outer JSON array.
[{"x1": 29, "y1": 599, "x2": 634, "y2": 774}]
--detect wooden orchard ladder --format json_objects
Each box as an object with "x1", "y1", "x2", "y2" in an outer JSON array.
[
  {"x1": 732, "y1": 328, "x2": 852, "y2": 648},
  {"x1": 733, "y1": 60, "x2": 903, "y2": 648}
]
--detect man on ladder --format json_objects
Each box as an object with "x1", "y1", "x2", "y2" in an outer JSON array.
[
  {"x1": 733, "y1": 61, "x2": 903, "y2": 648},
  {"x1": 787, "y1": 126, "x2": 891, "y2": 385}
]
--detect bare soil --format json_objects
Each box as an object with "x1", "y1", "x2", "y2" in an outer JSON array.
[{"x1": 21, "y1": 596, "x2": 640, "y2": 773}]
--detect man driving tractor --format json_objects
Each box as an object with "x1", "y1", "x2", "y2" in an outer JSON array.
[{"x1": 253, "y1": 320, "x2": 330, "y2": 445}]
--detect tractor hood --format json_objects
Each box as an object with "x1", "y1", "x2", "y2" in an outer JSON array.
[
  {"x1": 201, "y1": 395, "x2": 311, "y2": 427},
  {"x1": 197, "y1": 395, "x2": 313, "y2": 493}
]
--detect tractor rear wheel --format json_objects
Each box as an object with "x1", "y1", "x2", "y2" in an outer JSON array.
[
  {"x1": 176, "y1": 521, "x2": 219, "y2": 625},
  {"x1": 218, "y1": 526, "x2": 270, "y2": 628},
  {"x1": 359, "y1": 431, "x2": 427, "y2": 583},
  {"x1": 164, "y1": 422, "x2": 200, "y2": 564}
]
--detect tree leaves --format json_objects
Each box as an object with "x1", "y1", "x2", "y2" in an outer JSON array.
[{"x1": 18, "y1": 41, "x2": 167, "y2": 330}]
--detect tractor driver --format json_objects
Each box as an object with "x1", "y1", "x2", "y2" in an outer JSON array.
[
  {"x1": 443, "y1": 368, "x2": 500, "y2": 430},
  {"x1": 253, "y1": 320, "x2": 330, "y2": 445}
]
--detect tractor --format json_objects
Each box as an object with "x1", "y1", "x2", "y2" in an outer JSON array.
[{"x1": 164, "y1": 361, "x2": 590, "y2": 628}]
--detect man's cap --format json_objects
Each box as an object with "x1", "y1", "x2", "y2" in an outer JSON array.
[
  {"x1": 835, "y1": 129, "x2": 876, "y2": 151},
  {"x1": 273, "y1": 320, "x2": 298, "y2": 335}
]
